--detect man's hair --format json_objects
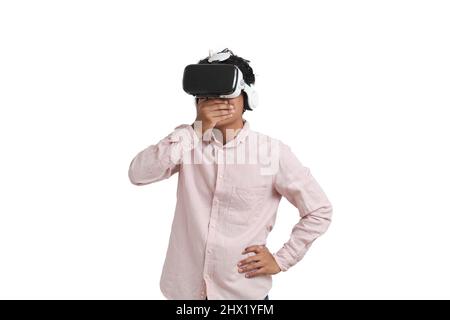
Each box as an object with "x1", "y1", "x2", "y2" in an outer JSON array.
[{"x1": 197, "y1": 48, "x2": 255, "y2": 112}]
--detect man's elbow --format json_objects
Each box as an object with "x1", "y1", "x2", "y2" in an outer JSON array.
[
  {"x1": 321, "y1": 202, "x2": 333, "y2": 230},
  {"x1": 128, "y1": 169, "x2": 141, "y2": 186},
  {"x1": 128, "y1": 160, "x2": 144, "y2": 186},
  {"x1": 309, "y1": 202, "x2": 333, "y2": 232}
]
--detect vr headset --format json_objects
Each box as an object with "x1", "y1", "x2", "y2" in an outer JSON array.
[{"x1": 182, "y1": 50, "x2": 258, "y2": 109}]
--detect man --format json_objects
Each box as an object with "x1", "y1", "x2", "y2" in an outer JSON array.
[{"x1": 128, "y1": 49, "x2": 333, "y2": 300}]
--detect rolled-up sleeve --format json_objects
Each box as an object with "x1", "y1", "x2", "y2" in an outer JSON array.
[
  {"x1": 128, "y1": 124, "x2": 201, "y2": 186},
  {"x1": 272, "y1": 142, "x2": 333, "y2": 271}
]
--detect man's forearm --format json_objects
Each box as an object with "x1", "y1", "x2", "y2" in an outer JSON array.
[{"x1": 273, "y1": 203, "x2": 332, "y2": 271}]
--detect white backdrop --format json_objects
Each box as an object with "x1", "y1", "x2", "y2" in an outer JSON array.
[{"x1": 1, "y1": 0, "x2": 449, "y2": 299}]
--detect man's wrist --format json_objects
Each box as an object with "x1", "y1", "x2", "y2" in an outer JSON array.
[{"x1": 191, "y1": 120, "x2": 204, "y2": 139}]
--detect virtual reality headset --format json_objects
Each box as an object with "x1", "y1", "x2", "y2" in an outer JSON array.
[{"x1": 182, "y1": 51, "x2": 258, "y2": 109}]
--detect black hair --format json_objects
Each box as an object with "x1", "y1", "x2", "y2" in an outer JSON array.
[{"x1": 196, "y1": 48, "x2": 255, "y2": 112}]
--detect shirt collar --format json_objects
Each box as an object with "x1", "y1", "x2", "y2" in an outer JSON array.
[{"x1": 203, "y1": 119, "x2": 250, "y2": 149}]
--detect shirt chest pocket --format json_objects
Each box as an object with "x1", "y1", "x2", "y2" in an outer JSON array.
[{"x1": 226, "y1": 184, "x2": 270, "y2": 226}]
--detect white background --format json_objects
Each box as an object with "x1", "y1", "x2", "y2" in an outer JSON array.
[{"x1": 1, "y1": 0, "x2": 449, "y2": 299}]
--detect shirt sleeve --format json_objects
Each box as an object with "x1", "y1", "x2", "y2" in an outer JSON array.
[
  {"x1": 128, "y1": 124, "x2": 201, "y2": 186},
  {"x1": 272, "y1": 142, "x2": 333, "y2": 272}
]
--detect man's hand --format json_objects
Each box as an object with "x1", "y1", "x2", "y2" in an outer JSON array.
[
  {"x1": 194, "y1": 98, "x2": 235, "y2": 134},
  {"x1": 237, "y1": 245, "x2": 282, "y2": 278}
]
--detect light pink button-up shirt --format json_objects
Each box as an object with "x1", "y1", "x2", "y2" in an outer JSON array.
[{"x1": 128, "y1": 119, "x2": 332, "y2": 300}]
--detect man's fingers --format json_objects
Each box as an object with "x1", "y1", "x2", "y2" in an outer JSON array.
[
  {"x1": 242, "y1": 245, "x2": 265, "y2": 255},
  {"x1": 209, "y1": 109, "x2": 235, "y2": 117},
  {"x1": 199, "y1": 99, "x2": 229, "y2": 107},
  {"x1": 238, "y1": 254, "x2": 261, "y2": 267},
  {"x1": 238, "y1": 261, "x2": 264, "y2": 273},
  {"x1": 245, "y1": 267, "x2": 267, "y2": 278},
  {"x1": 202, "y1": 104, "x2": 234, "y2": 113},
  {"x1": 210, "y1": 104, "x2": 234, "y2": 111}
]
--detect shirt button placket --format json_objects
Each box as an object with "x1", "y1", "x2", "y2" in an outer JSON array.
[
  {"x1": 203, "y1": 147, "x2": 225, "y2": 294},
  {"x1": 200, "y1": 283, "x2": 207, "y2": 299}
]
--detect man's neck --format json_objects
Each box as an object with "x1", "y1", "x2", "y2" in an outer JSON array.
[{"x1": 214, "y1": 118, "x2": 245, "y2": 145}]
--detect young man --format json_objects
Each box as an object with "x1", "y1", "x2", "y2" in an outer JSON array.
[{"x1": 128, "y1": 49, "x2": 333, "y2": 300}]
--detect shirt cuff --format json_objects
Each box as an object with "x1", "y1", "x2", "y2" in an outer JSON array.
[{"x1": 272, "y1": 252, "x2": 289, "y2": 272}]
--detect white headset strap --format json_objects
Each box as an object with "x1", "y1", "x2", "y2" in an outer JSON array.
[
  {"x1": 208, "y1": 49, "x2": 232, "y2": 63},
  {"x1": 243, "y1": 82, "x2": 258, "y2": 109}
]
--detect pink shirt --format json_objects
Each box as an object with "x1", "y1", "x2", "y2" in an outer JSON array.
[{"x1": 128, "y1": 119, "x2": 332, "y2": 300}]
